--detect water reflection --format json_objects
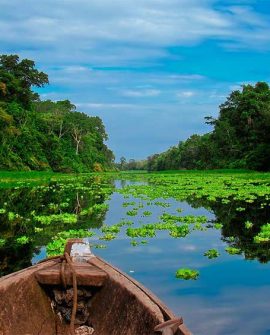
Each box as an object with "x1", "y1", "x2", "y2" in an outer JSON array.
[
  {"x1": 188, "y1": 196, "x2": 270, "y2": 263},
  {"x1": 0, "y1": 176, "x2": 114, "y2": 275}
]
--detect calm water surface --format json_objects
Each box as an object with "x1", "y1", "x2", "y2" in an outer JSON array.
[
  {"x1": 1, "y1": 177, "x2": 270, "y2": 335},
  {"x1": 93, "y1": 182, "x2": 270, "y2": 335}
]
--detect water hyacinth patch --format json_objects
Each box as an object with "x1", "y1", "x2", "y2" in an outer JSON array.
[
  {"x1": 225, "y1": 247, "x2": 242, "y2": 255},
  {"x1": 254, "y1": 223, "x2": 270, "y2": 243},
  {"x1": 117, "y1": 219, "x2": 133, "y2": 227},
  {"x1": 92, "y1": 244, "x2": 107, "y2": 249},
  {"x1": 214, "y1": 223, "x2": 223, "y2": 229},
  {"x1": 169, "y1": 225, "x2": 190, "y2": 238},
  {"x1": 122, "y1": 201, "x2": 136, "y2": 207},
  {"x1": 130, "y1": 239, "x2": 148, "y2": 246},
  {"x1": 154, "y1": 201, "x2": 171, "y2": 208},
  {"x1": 204, "y1": 249, "x2": 220, "y2": 259},
  {"x1": 34, "y1": 213, "x2": 77, "y2": 225},
  {"x1": 99, "y1": 233, "x2": 117, "y2": 241},
  {"x1": 142, "y1": 211, "x2": 152, "y2": 217},
  {"x1": 126, "y1": 209, "x2": 138, "y2": 216},
  {"x1": 126, "y1": 226, "x2": 156, "y2": 238},
  {"x1": 245, "y1": 221, "x2": 253, "y2": 229},
  {"x1": 101, "y1": 225, "x2": 120, "y2": 234},
  {"x1": 175, "y1": 268, "x2": 200, "y2": 280}
]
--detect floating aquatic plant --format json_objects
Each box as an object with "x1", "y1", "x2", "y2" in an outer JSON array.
[
  {"x1": 142, "y1": 211, "x2": 152, "y2": 217},
  {"x1": 214, "y1": 223, "x2": 223, "y2": 229},
  {"x1": 225, "y1": 247, "x2": 241, "y2": 255},
  {"x1": 92, "y1": 244, "x2": 107, "y2": 249},
  {"x1": 154, "y1": 201, "x2": 171, "y2": 208},
  {"x1": 122, "y1": 201, "x2": 136, "y2": 207},
  {"x1": 126, "y1": 226, "x2": 156, "y2": 238},
  {"x1": 245, "y1": 221, "x2": 253, "y2": 229},
  {"x1": 175, "y1": 268, "x2": 199, "y2": 280},
  {"x1": 204, "y1": 249, "x2": 220, "y2": 259},
  {"x1": 99, "y1": 233, "x2": 117, "y2": 241},
  {"x1": 130, "y1": 239, "x2": 148, "y2": 246},
  {"x1": 117, "y1": 219, "x2": 133, "y2": 227},
  {"x1": 34, "y1": 213, "x2": 77, "y2": 225},
  {"x1": 169, "y1": 225, "x2": 189, "y2": 238},
  {"x1": 254, "y1": 223, "x2": 270, "y2": 243},
  {"x1": 101, "y1": 225, "x2": 120, "y2": 234},
  {"x1": 126, "y1": 209, "x2": 138, "y2": 216}
]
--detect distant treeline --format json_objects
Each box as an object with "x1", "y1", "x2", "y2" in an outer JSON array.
[
  {"x1": 0, "y1": 55, "x2": 114, "y2": 172},
  {"x1": 119, "y1": 82, "x2": 270, "y2": 172}
]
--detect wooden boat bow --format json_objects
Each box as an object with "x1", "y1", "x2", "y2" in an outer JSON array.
[{"x1": 0, "y1": 238, "x2": 192, "y2": 335}]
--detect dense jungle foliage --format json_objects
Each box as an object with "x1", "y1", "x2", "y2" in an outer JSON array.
[
  {"x1": 119, "y1": 82, "x2": 270, "y2": 171},
  {"x1": 0, "y1": 54, "x2": 114, "y2": 172}
]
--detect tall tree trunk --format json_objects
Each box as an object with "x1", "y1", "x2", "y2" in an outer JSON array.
[{"x1": 76, "y1": 140, "x2": 80, "y2": 155}]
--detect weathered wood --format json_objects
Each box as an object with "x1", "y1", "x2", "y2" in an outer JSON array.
[
  {"x1": 35, "y1": 262, "x2": 108, "y2": 286},
  {"x1": 0, "y1": 239, "x2": 192, "y2": 335},
  {"x1": 89, "y1": 256, "x2": 192, "y2": 335},
  {"x1": 0, "y1": 260, "x2": 62, "y2": 335}
]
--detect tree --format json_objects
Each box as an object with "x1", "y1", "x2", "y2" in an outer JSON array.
[
  {"x1": 120, "y1": 157, "x2": 126, "y2": 170},
  {"x1": 125, "y1": 82, "x2": 270, "y2": 172},
  {"x1": 0, "y1": 54, "x2": 114, "y2": 172},
  {"x1": 0, "y1": 55, "x2": 48, "y2": 108},
  {"x1": 212, "y1": 82, "x2": 270, "y2": 170}
]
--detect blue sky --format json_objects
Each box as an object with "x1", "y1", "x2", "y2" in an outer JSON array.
[{"x1": 1, "y1": 0, "x2": 270, "y2": 161}]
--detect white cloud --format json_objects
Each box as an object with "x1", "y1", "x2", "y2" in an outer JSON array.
[
  {"x1": 177, "y1": 91, "x2": 196, "y2": 98},
  {"x1": 76, "y1": 102, "x2": 135, "y2": 109},
  {"x1": 0, "y1": 0, "x2": 269, "y2": 67},
  {"x1": 121, "y1": 89, "x2": 161, "y2": 97},
  {"x1": 61, "y1": 66, "x2": 93, "y2": 73},
  {"x1": 168, "y1": 74, "x2": 205, "y2": 81}
]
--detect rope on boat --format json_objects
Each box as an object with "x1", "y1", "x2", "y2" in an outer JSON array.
[
  {"x1": 60, "y1": 259, "x2": 67, "y2": 289},
  {"x1": 58, "y1": 252, "x2": 78, "y2": 335}
]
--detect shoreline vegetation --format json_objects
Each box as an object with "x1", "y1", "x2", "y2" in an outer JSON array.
[
  {"x1": 0, "y1": 168, "x2": 259, "y2": 187},
  {"x1": 117, "y1": 82, "x2": 270, "y2": 173},
  {"x1": 1, "y1": 56, "x2": 270, "y2": 175},
  {"x1": 0, "y1": 54, "x2": 114, "y2": 173},
  {"x1": 1, "y1": 54, "x2": 270, "y2": 175}
]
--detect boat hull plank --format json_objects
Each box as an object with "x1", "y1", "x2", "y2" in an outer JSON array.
[
  {"x1": 88, "y1": 257, "x2": 164, "y2": 335},
  {"x1": 88, "y1": 257, "x2": 192, "y2": 335},
  {"x1": 0, "y1": 260, "x2": 58, "y2": 335},
  {"x1": 35, "y1": 262, "x2": 108, "y2": 287}
]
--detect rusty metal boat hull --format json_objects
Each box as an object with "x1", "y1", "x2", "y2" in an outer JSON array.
[{"x1": 0, "y1": 245, "x2": 191, "y2": 335}]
